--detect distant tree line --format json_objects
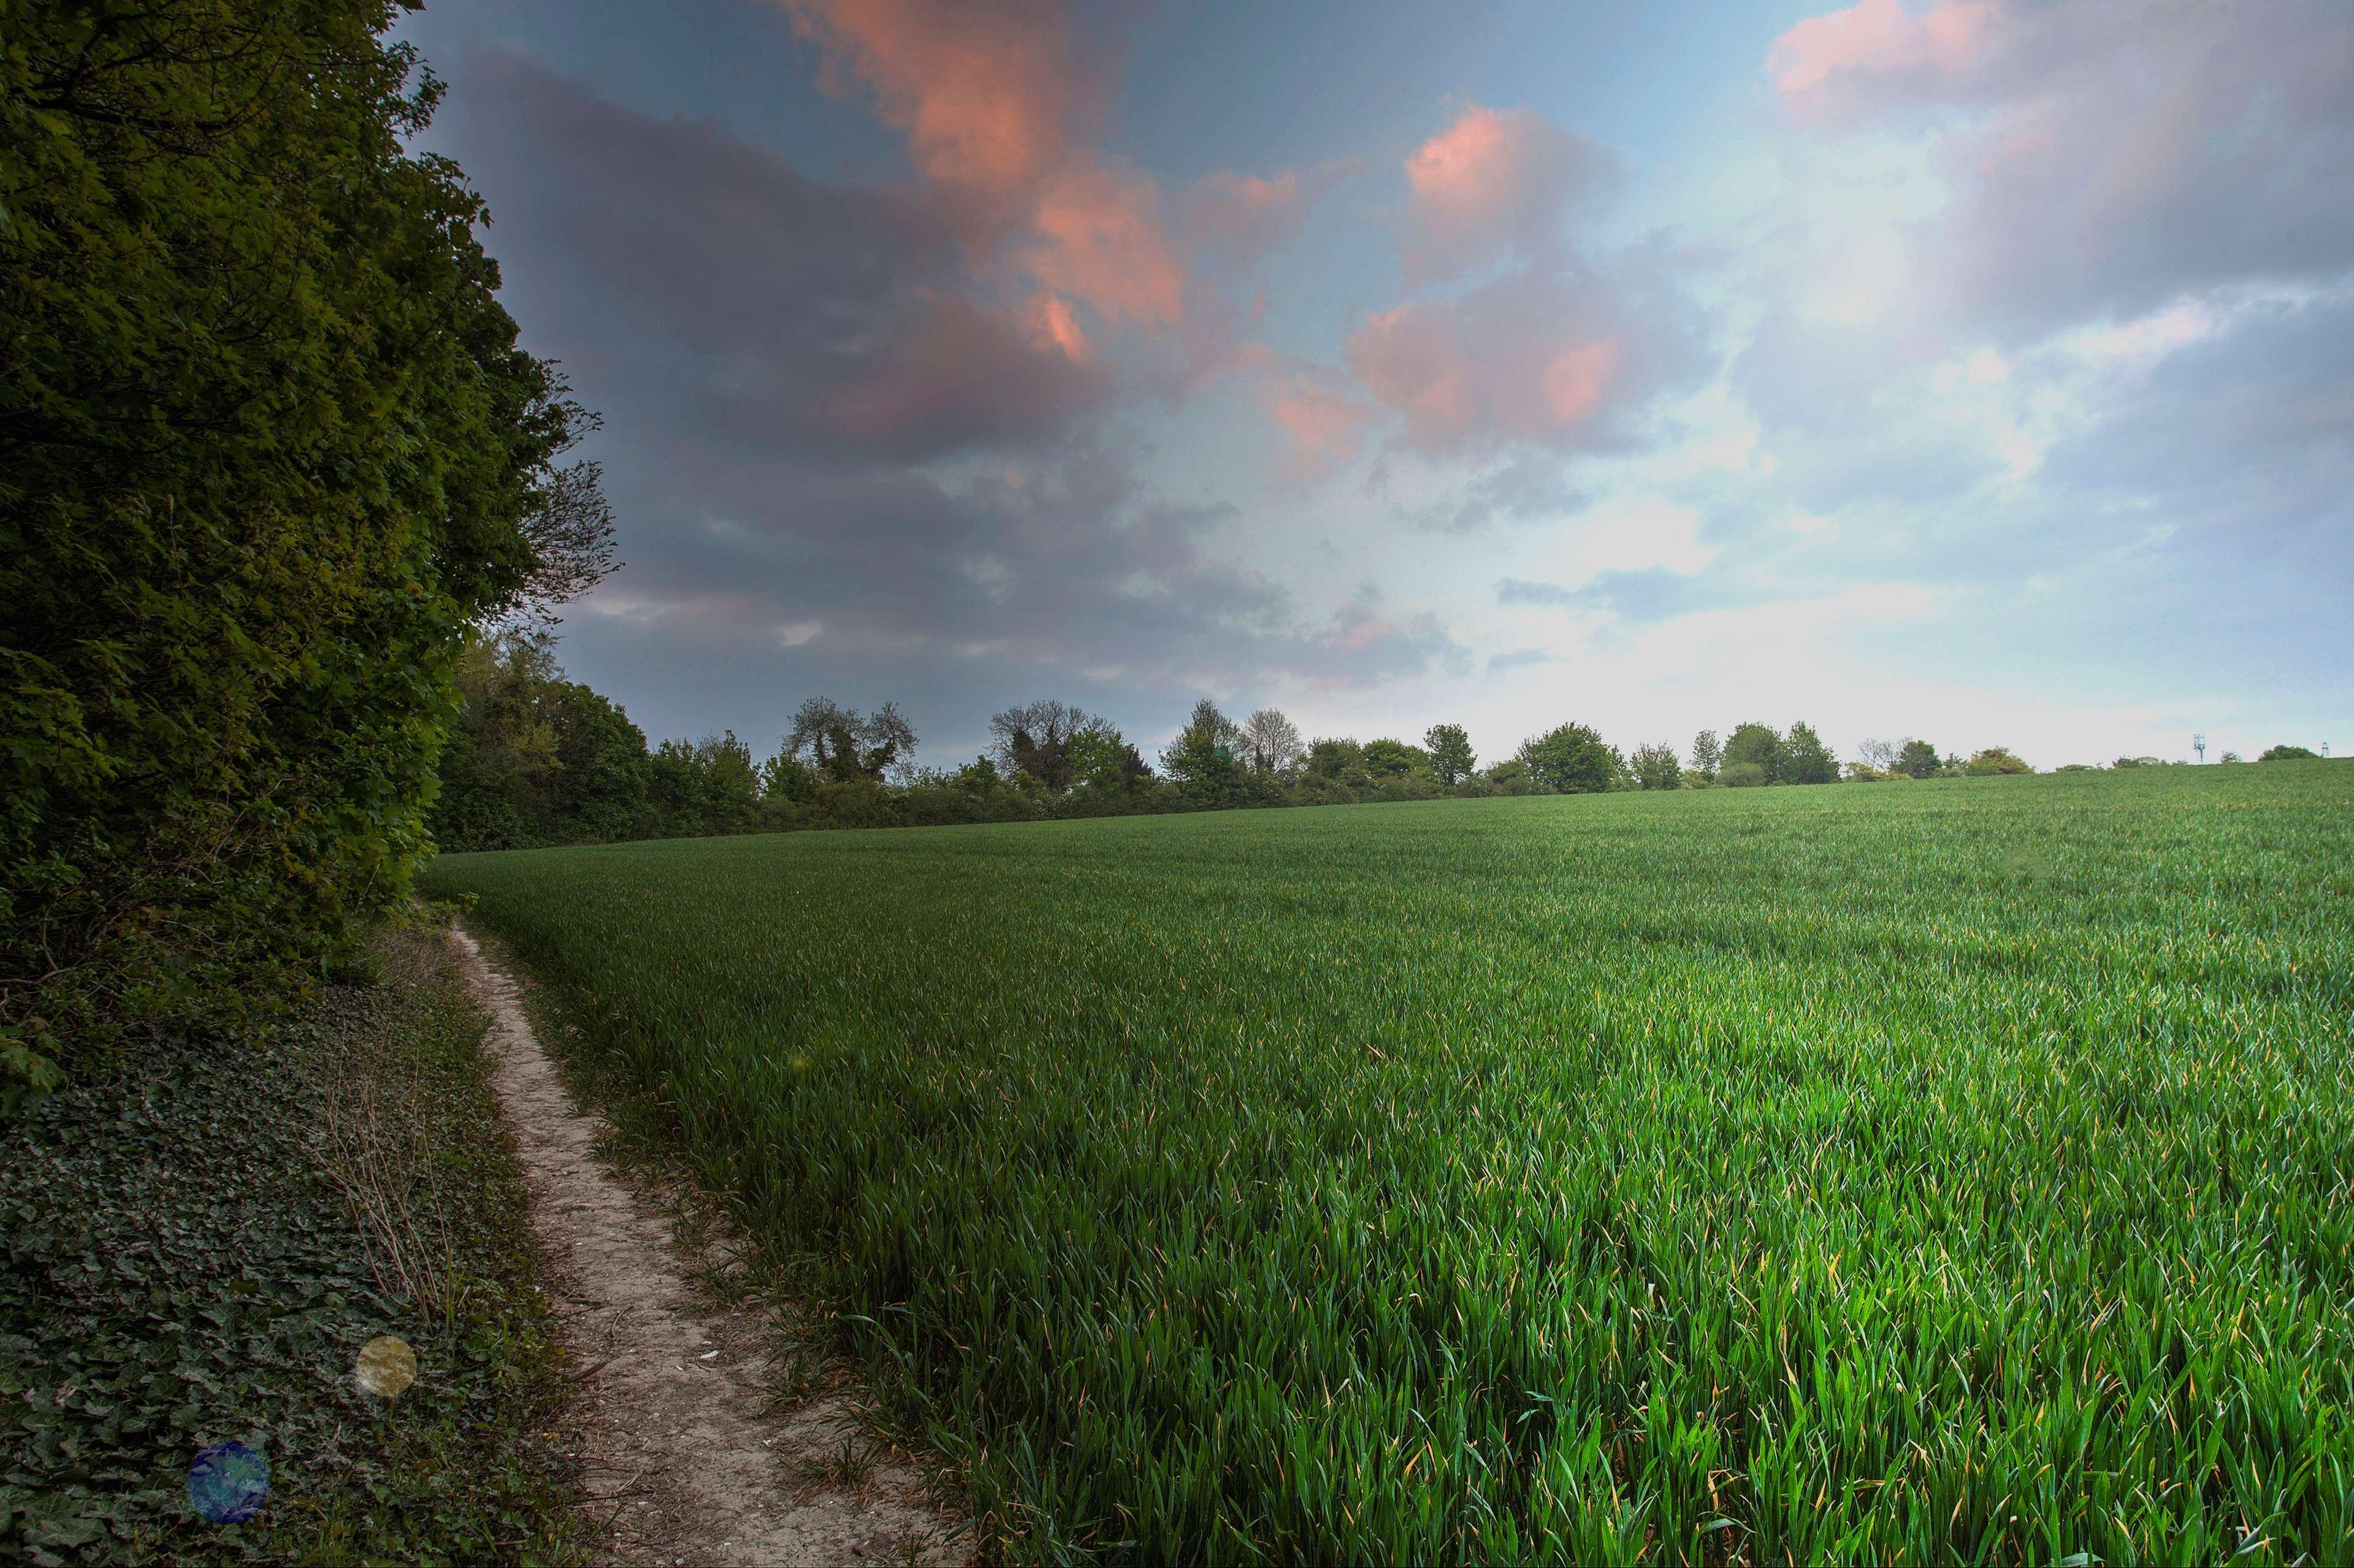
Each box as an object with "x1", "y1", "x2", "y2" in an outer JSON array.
[{"x1": 427, "y1": 638, "x2": 2094, "y2": 853}]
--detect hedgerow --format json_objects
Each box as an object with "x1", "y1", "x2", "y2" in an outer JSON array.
[{"x1": 0, "y1": 2, "x2": 583, "y2": 1098}]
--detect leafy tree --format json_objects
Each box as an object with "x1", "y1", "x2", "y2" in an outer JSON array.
[
  {"x1": 2, "y1": 2, "x2": 597, "y2": 1095},
  {"x1": 1687, "y1": 729, "x2": 1722, "y2": 783},
  {"x1": 1305, "y1": 738, "x2": 1368, "y2": 784},
  {"x1": 1161, "y1": 699, "x2": 1247, "y2": 804},
  {"x1": 1066, "y1": 720, "x2": 1153, "y2": 793},
  {"x1": 1717, "y1": 762, "x2": 1770, "y2": 788},
  {"x1": 1896, "y1": 738, "x2": 1943, "y2": 779},
  {"x1": 1629, "y1": 742, "x2": 1683, "y2": 791},
  {"x1": 1423, "y1": 724, "x2": 1477, "y2": 785},
  {"x1": 786, "y1": 697, "x2": 917, "y2": 784},
  {"x1": 1483, "y1": 759, "x2": 1534, "y2": 795},
  {"x1": 1242, "y1": 708, "x2": 1305, "y2": 775},
  {"x1": 1517, "y1": 723, "x2": 1622, "y2": 794},
  {"x1": 1722, "y1": 722, "x2": 1785, "y2": 782},
  {"x1": 1361, "y1": 738, "x2": 1429, "y2": 781},
  {"x1": 1965, "y1": 747, "x2": 2032, "y2": 776},
  {"x1": 1782, "y1": 722, "x2": 1838, "y2": 785},
  {"x1": 990, "y1": 700, "x2": 1096, "y2": 790},
  {"x1": 2259, "y1": 744, "x2": 2319, "y2": 762},
  {"x1": 429, "y1": 632, "x2": 657, "y2": 849}
]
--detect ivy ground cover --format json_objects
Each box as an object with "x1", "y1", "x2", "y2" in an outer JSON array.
[{"x1": 424, "y1": 763, "x2": 2354, "y2": 1565}]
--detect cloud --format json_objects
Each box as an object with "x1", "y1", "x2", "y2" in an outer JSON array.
[
  {"x1": 452, "y1": 54, "x2": 1103, "y2": 462},
  {"x1": 1410, "y1": 454, "x2": 1591, "y2": 535},
  {"x1": 1183, "y1": 169, "x2": 1310, "y2": 262},
  {"x1": 778, "y1": 0, "x2": 1080, "y2": 229},
  {"x1": 1767, "y1": 0, "x2": 1995, "y2": 122},
  {"x1": 1345, "y1": 263, "x2": 1698, "y2": 454},
  {"x1": 1267, "y1": 378, "x2": 1378, "y2": 482},
  {"x1": 1403, "y1": 102, "x2": 1616, "y2": 281},
  {"x1": 1023, "y1": 157, "x2": 1187, "y2": 329},
  {"x1": 1486, "y1": 647, "x2": 1551, "y2": 674},
  {"x1": 1764, "y1": 0, "x2": 2354, "y2": 334},
  {"x1": 1496, "y1": 577, "x2": 1576, "y2": 607},
  {"x1": 781, "y1": 0, "x2": 1201, "y2": 337}
]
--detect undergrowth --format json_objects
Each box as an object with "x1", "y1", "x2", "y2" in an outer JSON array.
[{"x1": 0, "y1": 926, "x2": 577, "y2": 1565}]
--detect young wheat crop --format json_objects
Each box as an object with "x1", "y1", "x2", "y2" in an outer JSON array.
[{"x1": 426, "y1": 762, "x2": 2354, "y2": 1565}]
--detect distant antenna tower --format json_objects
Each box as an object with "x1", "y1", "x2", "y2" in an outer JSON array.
[{"x1": 2193, "y1": 732, "x2": 2206, "y2": 763}]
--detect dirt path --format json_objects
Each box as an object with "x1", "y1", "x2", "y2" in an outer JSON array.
[{"x1": 449, "y1": 927, "x2": 966, "y2": 1567}]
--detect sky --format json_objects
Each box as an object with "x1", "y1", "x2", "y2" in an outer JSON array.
[{"x1": 392, "y1": 0, "x2": 2353, "y2": 772}]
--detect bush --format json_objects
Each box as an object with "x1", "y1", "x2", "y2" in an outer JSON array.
[
  {"x1": 1718, "y1": 762, "x2": 1770, "y2": 789},
  {"x1": 1965, "y1": 748, "x2": 2033, "y2": 776},
  {"x1": 2259, "y1": 745, "x2": 2320, "y2": 762}
]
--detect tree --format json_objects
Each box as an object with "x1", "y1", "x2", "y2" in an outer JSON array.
[
  {"x1": 989, "y1": 700, "x2": 1095, "y2": 790},
  {"x1": 1361, "y1": 738, "x2": 1429, "y2": 780},
  {"x1": 1242, "y1": 708, "x2": 1305, "y2": 774},
  {"x1": 1965, "y1": 747, "x2": 2031, "y2": 776},
  {"x1": 1160, "y1": 698, "x2": 1246, "y2": 803},
  {"x1": 429, "y1": 630, "x2": 659, "y2": 850},
  {"x1": 1067, "y1": 721, "x2": 1152, "y2": 792},
  {"x1": 484, "y1": 451, "x2": 619, "y2": 630},
  {"x1": 2, "y1": 2, "x2": 593, "y2": 1097},
  {"x1": 1782, "y1": 722, "x2": 1838, "y2": 785},
  {"x1": 1896, "y1": 738, "x2": 1942, "y2": 779},
  {"x1": 1517, "y1": 723, "x2": 1622, "y2": 794},
  {"x1": 1629, "y1": 742, "x2": 1683, "y2": 791},
  {"x1": 1424, "y1": 724, "x2": 1477, "y2": 785},
  {"x1": 1305, "y1": 738, "x2": 1368, "y2": 783},
  {"x1": 1855, "y1": 737, "x2": 1902, "y2": 772},
  {"x1": 786, "y1": 697, "x2": 917, "y2": 784},
  {"x1": 2259, "y1": 744, "x2": 2319, "y2": 762},
  {"x1": 1722, "y1": 722, "x2": 1785, "y2": 782},
  {"x1": 1688, "y1": 730, "x2": 1722, "y2": 783},
  {"x1": 1483, "y1": 758, "x2": 1534, "y2": 795}
]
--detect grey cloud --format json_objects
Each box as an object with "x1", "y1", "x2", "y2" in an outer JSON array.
[
  {"x1": 1784, "y1": 1, "x2": 2354, "y2": 338},
  {"x1": 1412, "y1": 454, "x2": 1592, "y2": 534},
  {"x1": 1486, "y1": 647, "x2": 1550, "y2": 673},
  {"x1": 1496, "y1": 577, "x2": 1575, "y2": 606},
  {"x1": 449, "y1": 52, "x2": 1105, "y2": 465},
  {"x1": 426, "y1": 55, "x2": 1471, "y2": 755}
]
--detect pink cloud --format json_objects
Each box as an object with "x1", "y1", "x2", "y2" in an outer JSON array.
[
  {"x1": 1025, "y1": 156, "x2": 1187, "y2": 329},
  {"x1": 1030, "y1": 293, "x2": 1090, "y2": 362},
  {"x1": 1267, "y1": 379, "x2": 1377, "y2": 481},
  {"x1": 1767, "y1": 0, "x2": 1998, "y2": 120},
  {"x1": 780, "y1": 0, "x2": 1077, "y2": 225},
  {"x1": 1345, "y1": 270, "x2": 1649, "y2": 453},
  {"x1": 784, "y1": 0, "x2": 1197, "y2": 341},
  {"x1": 1183, "y1": 169, "x2": 1309, "y2": 261},
  {"x1": 1403, "y1": 104, "x2": 1612, "y2": 281}
]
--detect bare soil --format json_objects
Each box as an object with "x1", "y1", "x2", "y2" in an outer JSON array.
[{"x1": 449, "y1": 926, "x2": 968, "y2": 1567}]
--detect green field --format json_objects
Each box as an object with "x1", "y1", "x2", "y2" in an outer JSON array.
[{"x1": 423, "y1": 763, "x2": 2354, "y2": 1565}]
